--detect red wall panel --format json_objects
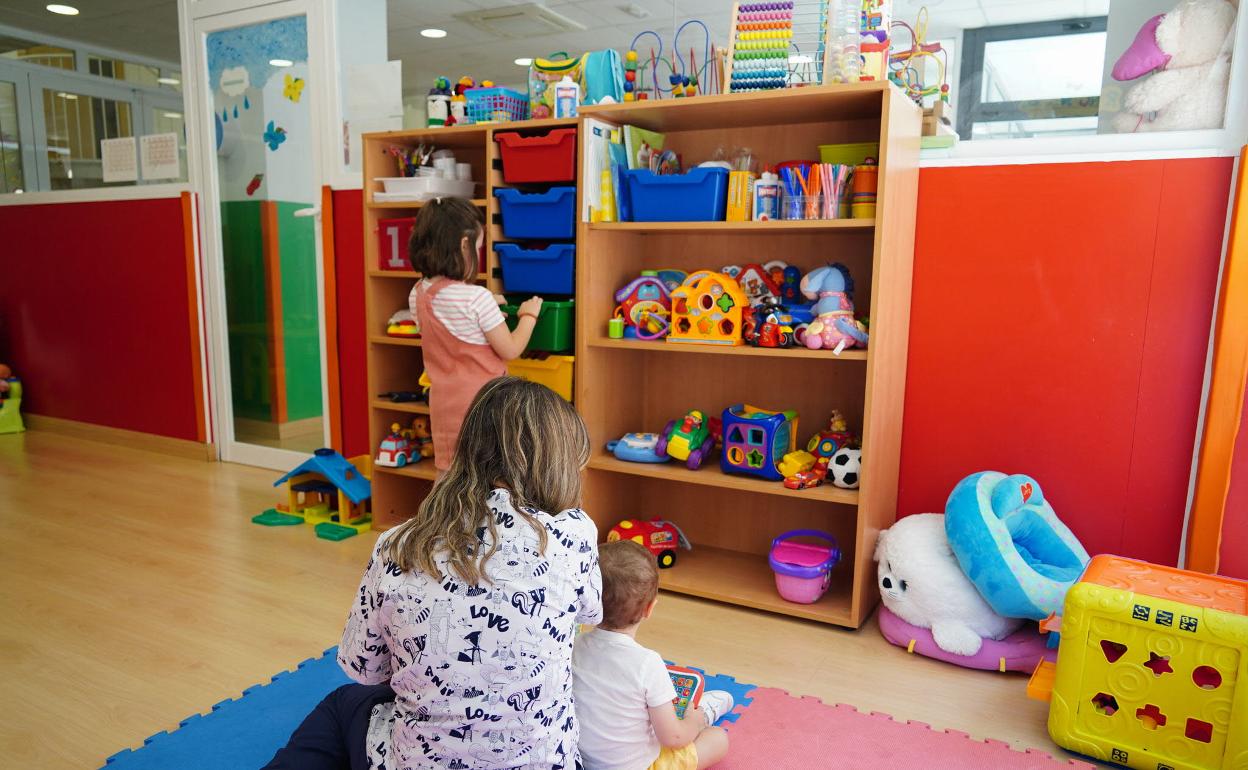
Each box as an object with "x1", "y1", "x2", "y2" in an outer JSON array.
[
  {"x1": 898, "y1": 158, "x2": 1233, "y2": 566},
  {"x1": 0, "y1": 198, "x2": 201, "y2": 441},
  {"x1": 332, "y1": 188, "x2": 369, "y2": 458}
]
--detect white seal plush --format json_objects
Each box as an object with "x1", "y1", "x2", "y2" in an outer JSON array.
[{"x1": 874, "y1": 513, "x2": 1021, "y2": 656}]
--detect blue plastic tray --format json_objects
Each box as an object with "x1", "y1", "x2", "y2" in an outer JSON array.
[
  {"x1": 623, "y1": 167, "x2": 729, "y2": 222},
  {"x1": 494, "y1": 242, "x2": 575, "y2": 295},
  {"x1": 493, "y1": 186, "x2": 576, "y2": 239}
]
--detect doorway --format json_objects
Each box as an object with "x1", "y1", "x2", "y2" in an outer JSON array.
[{"x1": 189, "y1": 1, "x2": 330, "y2": 469}]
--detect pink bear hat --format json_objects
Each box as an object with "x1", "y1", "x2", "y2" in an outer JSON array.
[{"x1": 1112, "y1": 13, "x2": 1172, "y2": 80}]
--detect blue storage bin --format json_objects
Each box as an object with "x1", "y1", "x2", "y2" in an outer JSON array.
[
  {"x1": 494, "y1": 243, "x2": 575, "y2": 295},
  {"x1": 493, "y1": 186, "x2": 576, "y2": 240},
  {"x1": 623, "y1": 167, "x2": 729, "y2": 222}
]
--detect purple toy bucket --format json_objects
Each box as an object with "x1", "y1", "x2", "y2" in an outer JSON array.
[{"x1": 769, "y1": 530, "x2": 841, "y2": 604}]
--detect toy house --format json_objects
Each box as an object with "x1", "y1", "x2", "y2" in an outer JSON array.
[
  {"x1": 669, "y1": 271, "x2": 747, "y2": 346},
  {"x1": 732, "y1": 263, "x2": 781, "y2": 306},
  {"x1": 1034, "y1": 555, "x2": 1247, "y2": 770},
  {"x1": 721, "y1": 404, "x2": 799, "y2": 481},
  {"x1": 273, "y1": 448, "x2": 373, "y2": 537}
]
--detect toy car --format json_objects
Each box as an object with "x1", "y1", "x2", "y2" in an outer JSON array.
[
  {"x1": 745, "y1": 298, "x2": 797, "y2": 348},
  {"x1": 655, "y1": 410, "x2": 720, "y2": 470},
  {"x1": 783, "y1": 462, "x2": 828, "y2": 490},
  {"x1": 375, "y1": 424, "x2": 417, "y2": 468},
  {"x1": 608, "y1": 518, "x2": 692, "y2": 568},
  {"x1": 606, "y1": 432, "x2": 670, "y2": 463}
]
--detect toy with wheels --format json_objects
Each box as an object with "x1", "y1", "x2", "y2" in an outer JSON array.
[
  {"x1": 375, "y1": 423, "x2": 418, "y2": 468},
  {"x1": 606, "y1": 432, "x2": 670, "y2": 463},
  {"x1": 945, "y1": 472, "x2": 1090, "y2": 621},
  {"x1": 608, "y1": 518, "x2": 691, "y2": 568},
  {"x1": 769, "y1": 530, "x2": 841, "y2": 604},
  {"x1": 656, "y1": 410, "x2": 720, "y2": 469}
]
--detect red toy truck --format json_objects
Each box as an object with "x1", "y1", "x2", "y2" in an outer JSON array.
[{"x1": 607, "y1": 518, "x2": 692, "y2": 568}]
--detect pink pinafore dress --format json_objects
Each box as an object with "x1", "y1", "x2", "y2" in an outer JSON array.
[{"x1": 414, "y1": 278, "x2": 507, "y2": 470}]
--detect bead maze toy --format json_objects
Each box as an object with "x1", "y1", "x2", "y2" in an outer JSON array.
[
  {"x1": 669, "y1": 270, "x2": 748, "y2": 346},
  {"x1": 608, "y1": 518, "x2": 693, "y2": 568},
  {"x1": 625, "y1": 20, "x2": 721, "y2": 102},
  {"x1": 1028, "y1": 555, "x2": 1247, "y2": 770},
  {"x1": 257, "y1": 448, "x2": 373, "y2": 540},
  {"x1": 889, "y1": 7, "x2": 950, "y2": 106},
  {"x1": 721, "y1": 404, "x2": 798, "y2": 481}
]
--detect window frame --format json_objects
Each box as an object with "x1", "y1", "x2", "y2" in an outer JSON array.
[{"x1": 957, "y1": 16, "x2": 1109, "y2": 141}]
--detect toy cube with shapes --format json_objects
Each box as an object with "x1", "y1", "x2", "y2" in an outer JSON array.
[
  {"x1": 1035, "y1": 555, "x2": 1247, "y2": 770},
  {"x1": 721, "y1": 404, "x2": 798, "y2": 481},
  {"x1": 669, "y1": 271, "x2": 747, "y2": 346},
  {"x1": 272, "y1": 448, "x2": 373, "y2": 535}
]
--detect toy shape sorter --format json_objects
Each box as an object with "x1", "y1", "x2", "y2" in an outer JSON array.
[
  {"x1": 1031, "y1": 555, "x2": 1246, "y2": 770},
  {"x1": 721, "y1": 404, "x2": 798, "y2": 481},
  {"x1": 669, "y1": 270, "x2": 748, "y2": 346}
]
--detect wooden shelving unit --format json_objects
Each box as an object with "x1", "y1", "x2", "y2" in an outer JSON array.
[
  {"x1": 361, "y1": 118, "x2": 578, "y2": 528},
  {"x1": 576, "y1": 82, "x2": 920, "y2": 629}
]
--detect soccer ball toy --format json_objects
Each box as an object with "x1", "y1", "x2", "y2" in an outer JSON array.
[{"x1": 830, "y1": 447, "x2": 861, "y2": 489}]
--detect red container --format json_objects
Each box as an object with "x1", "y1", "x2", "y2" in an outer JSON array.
[
  {"x1": 494, "y1": 128, "x2": 577, "y2": 184},
  {"x1": 377, "y1": 217, "x2": 414, "y2": 271}
]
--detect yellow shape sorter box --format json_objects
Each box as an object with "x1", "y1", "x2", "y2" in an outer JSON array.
[{"x1": 1047, "y1": 555, "x2": 1247, "y2": 770}]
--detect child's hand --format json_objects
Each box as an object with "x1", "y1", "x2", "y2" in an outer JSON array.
[
  {"x1": 493, "y1": 293, "x2": 507, "y2": 305},
  {"x1": 518, "y1": 296, "x2": 543, "y2": 319}
]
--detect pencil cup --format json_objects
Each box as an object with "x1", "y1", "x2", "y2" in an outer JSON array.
[{"x1": 781, "y1": 194, "x2": 821, "y2": 221}]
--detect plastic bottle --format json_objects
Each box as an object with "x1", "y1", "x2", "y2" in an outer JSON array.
[
  {"x1": 555, "y1": 75, "x2": 581, "y2": 118},
  {"x1": 829, "y1": 0, "x2": 861, "y2": 84},
  {"x1": 752, "y1": 171, "x2": 781, "y2": 221}
]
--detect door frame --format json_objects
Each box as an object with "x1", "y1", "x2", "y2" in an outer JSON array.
[{"x1": 181, "y1": 0, "x2": 333, "y2": 470}]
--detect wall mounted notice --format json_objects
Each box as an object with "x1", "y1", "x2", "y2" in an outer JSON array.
[
  {"x1": 101, "y1": 137, "x2": 138, "y2": 183},
  {"x1": 140, "y1": 133, "x2": 181, "y2": 180}
]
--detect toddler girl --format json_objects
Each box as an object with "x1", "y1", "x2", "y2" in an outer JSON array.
[{"x1": 408, "y1": 197, "x2": 543, "y2": 470}]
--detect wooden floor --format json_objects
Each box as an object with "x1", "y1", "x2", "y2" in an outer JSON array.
[{"x1": 0, "y1": 430, "x2": 1079, "y2": 769}]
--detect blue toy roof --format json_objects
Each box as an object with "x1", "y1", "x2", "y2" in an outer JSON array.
[{"x1": 273, "y1": 448, "x2": 371, "y2": 504}]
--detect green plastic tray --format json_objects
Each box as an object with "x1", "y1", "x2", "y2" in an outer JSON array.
[{"x1": 501, "y1": 297, "x2": 574, "y2": 353}]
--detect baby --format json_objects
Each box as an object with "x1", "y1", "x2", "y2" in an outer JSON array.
[{"x1": 573, "y1": 540, "x2": 732, "y2": 770}]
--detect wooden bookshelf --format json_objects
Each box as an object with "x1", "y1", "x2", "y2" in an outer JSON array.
[
  {"x1": 577, "y1": 82, "x2": 920, "y2": 628},
  {"x1": 361, "y1": 118, "x2": 578, "y2": 528}
]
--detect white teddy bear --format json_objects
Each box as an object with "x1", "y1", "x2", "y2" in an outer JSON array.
[
  {"x1": 874, "y1": 513, "x2": 1021, "y2": 656},
  {"x1": 1111, "y1": 0, "x2": 1237, "y2": 133}
]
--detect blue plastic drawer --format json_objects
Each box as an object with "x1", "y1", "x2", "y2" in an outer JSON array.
[
  {"x1": 493, "y1": 186, "x2": 576, "y2": 240},
  {"x1": 494, "y1": 243, "x2": 575, "y2": 295},
  {"x1": 623, "y1": 167, "x2": 729, "y2": 222}
]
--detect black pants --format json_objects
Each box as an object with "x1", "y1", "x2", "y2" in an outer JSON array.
[{"x1": 262, "y1": 683, "x2": 395, "y2": 770}]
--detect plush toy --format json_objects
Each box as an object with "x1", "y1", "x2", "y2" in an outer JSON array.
[
  {"x1": 1111, "y1": 0, "x2": 1237, "y2": 133},
  {"x1": 0, "y1": 363, "x2": 10, "y2": 396},
  {"x1": 800, "y1": 264, "x2": 869, "y2": 351},
  {"x1": 874, "y1": 513, "x2": 1021, "y2": 656}
]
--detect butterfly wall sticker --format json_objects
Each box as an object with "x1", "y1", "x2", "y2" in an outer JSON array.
[
  {"x1": 283, "y1": 74, "x2": 305, "y2": 103},
  {"x1": 263, "y1": 120, "x2": 287, "y2": 151}
]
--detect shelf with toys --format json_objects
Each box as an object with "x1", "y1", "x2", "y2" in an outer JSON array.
[
  {"x1": 576, "y1": 85, "x2": 919, "y2": 628},
  {"x1": 362, "y1": 115, "x2": 582, "y2": 528}
]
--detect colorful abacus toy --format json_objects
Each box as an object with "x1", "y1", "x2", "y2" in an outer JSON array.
[{"x1": 726, "y1": 2, "x2": 795, "y2": 93}]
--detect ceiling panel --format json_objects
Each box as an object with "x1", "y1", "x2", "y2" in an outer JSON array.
[{"x1": 0, "y1": 0, "x2": 179, "y2": 63}]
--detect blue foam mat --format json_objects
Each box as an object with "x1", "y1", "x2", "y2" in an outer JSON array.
[{"x1": 103, "y1": 648, "x2": 756, "y2": 769}]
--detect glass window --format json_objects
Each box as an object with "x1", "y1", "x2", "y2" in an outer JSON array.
[
  {"x1": 149, "y1": 107, "x2": 187, "y2": 180},
  {"x1": 42, "y1": 88, "x2": 133, "y2": 189},
  {"x1": 0, "y1": 81, "x2": 22, "y2": 193},
  {"x1": 88, "y1": 55, "x2": 160, "y2": 88},
  {"x1": 0, "y1": 35, "x2": 75, "y2": 70}
]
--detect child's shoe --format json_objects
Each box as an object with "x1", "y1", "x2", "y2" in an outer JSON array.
[{"x1": 700, "y1": 690, "x2": 734, "y2": 725}]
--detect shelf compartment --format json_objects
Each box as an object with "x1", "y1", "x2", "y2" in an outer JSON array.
[
  {"x1": 368, "y1": 270, "x2": 489, "y2": 280},
  {"x1": 589, "y1": 218, "x2": 874, "y2": 234},
  {"x1": 586, "y1": 337, "x2": 868, "y2": 361},
  {"x1": 367, "y1": 197, "x2": 488, "y2": 209},
  {"x1": 369, "y1": 335, "x2": 422, "y2": 347},
  {"x1": 371, "y1": 399, "x2": 430, "y2": 415},
  {"x1": 588, "y1": 452, "x2": 859, "y2": 505},
  {"x1": 657, "y1": 544, "x2": 853, "y2": 625},
  {"x1": 375, "y1": 463, "x2": 438, "y2": 481}
]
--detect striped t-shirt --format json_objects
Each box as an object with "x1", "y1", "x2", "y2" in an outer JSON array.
[{"x1": 409, "y1": 279, "x2": 506, "y2": 345}]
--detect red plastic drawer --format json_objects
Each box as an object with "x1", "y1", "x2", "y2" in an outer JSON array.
[{"x1": 495, "y1": 128, "x2": 577, "y2": 184}]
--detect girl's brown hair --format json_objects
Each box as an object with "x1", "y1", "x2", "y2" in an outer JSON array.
[
  {"x1": 408, "y1": 196, "x2": 482, "y2": 282},
  {"x1": 383, "y1": 376, "x2": 591, "y2": 585}
]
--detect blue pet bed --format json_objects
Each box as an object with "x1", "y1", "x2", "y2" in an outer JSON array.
[
  {"x1": 945, "y1": 472, "x2": 1090, "y2": 621},
  {"x1": 103, "y1": 647, "x2": 755, "y2": 769}
]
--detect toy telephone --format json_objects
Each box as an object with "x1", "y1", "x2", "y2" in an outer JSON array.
[{"x1": 666, "y1": 665, "x2": 704, "y2": 720}]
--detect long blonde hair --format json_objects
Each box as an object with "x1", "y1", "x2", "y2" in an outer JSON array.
[{"x1": 384, "y1": 377, "x2": 591, "y2": 585}]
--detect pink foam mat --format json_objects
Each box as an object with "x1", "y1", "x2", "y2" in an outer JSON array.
[{"x1": 715, "y1": 687, "x2": 1094, "y2": 769}]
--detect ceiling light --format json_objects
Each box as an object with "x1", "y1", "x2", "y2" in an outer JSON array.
[
  {"x1": 789, "y1": 54, "x2": 813, "y2": 64},
  {"x1": 514, "y1": 57, "x2": 533, "y2": 66},
  {"x1": 57, "y1": 92, "x2": 77, "y2": 100},
  {"x1": 420, "y1": 28, "x2": 447, "y2": 38},
  {"x1": 163, "y1": 112, "x2": 182, "y2": 119},
  {"x1": 157, "y1": 77, "x2": 180, "y2": 85},
  {"x1": 269, "y1": 58, "x2": 293, "y2": 67},
  {"x1": 46, "y1": 4, "x2": 78, "y2": 15}
]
